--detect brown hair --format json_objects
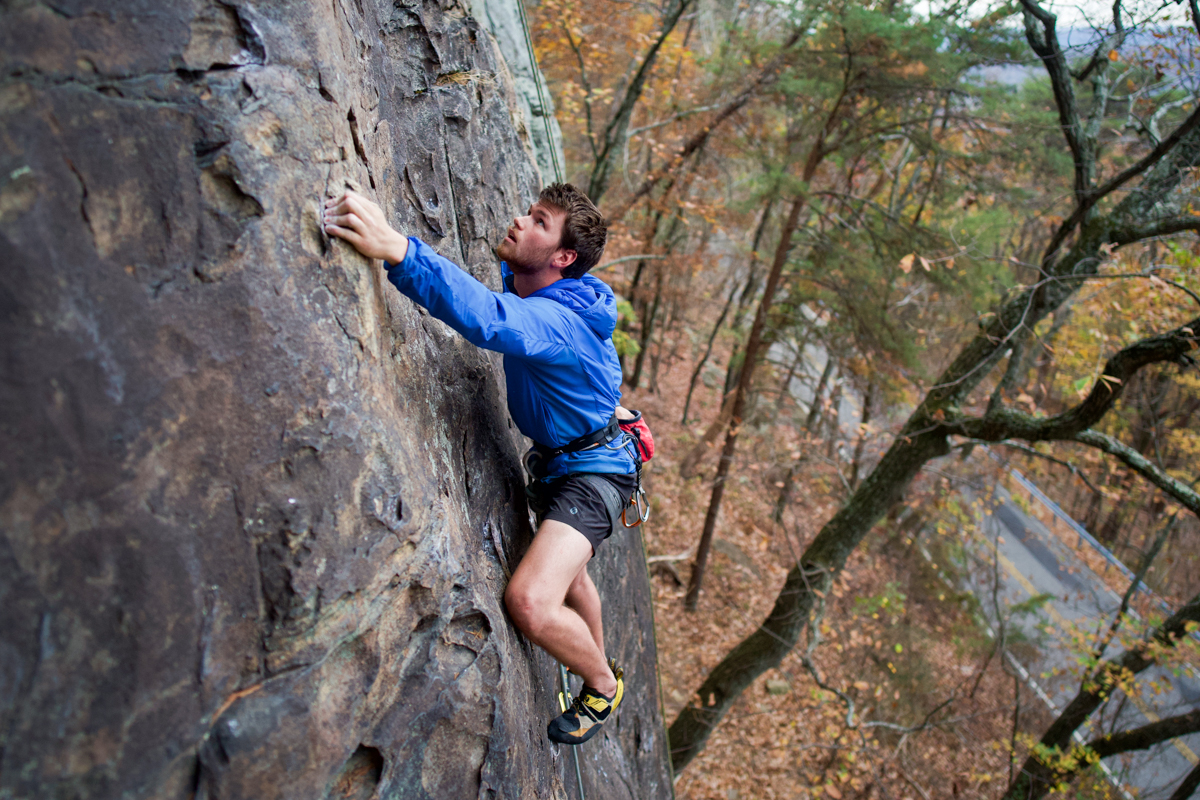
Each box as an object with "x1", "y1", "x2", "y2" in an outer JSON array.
[{"x1": 538, "y1": 183, "x2": 608, "y2": 279}]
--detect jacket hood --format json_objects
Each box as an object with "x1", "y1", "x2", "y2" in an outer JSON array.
[{"x1": 502, "y1": 265, "x2": 617, "y2": 339}]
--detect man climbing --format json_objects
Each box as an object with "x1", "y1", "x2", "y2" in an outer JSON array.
[{"x1": 323, "y1": 184, "x2": 635, "y2": 745}]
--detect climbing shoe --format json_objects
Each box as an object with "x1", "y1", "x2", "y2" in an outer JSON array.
[{"x1": 548, "y1": 664, "x2": 624, "y2": 745}]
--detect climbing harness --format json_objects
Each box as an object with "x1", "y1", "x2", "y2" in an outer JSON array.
[
  {"x1": 533, "y1": 414, "x2": 621, "y2": 460},
  {"x1": 523, "y1": 410, "x2": 656, "y2": 527},
  {"x1": 523, "y1": 413, "x2": 624, "y2": 517}
]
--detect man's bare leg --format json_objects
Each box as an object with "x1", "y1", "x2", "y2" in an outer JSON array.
[
  {"x1": 565, "y1": 567, "x2": 604, "y2": 655},
  {"x1": 505, "y1": 519, "x2": 618, "y2": 697}
]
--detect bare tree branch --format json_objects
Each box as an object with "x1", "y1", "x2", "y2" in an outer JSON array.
[
  {"x1": 966, "y1": 439, "x2": 1101, "y2": 495},
  {"x1": 1112, "y1": 214, "x2": 1200, "y2": 245},
  {"x1": 1022, "y1": 708, "x2": 1200, "y2": 799},
  {"x1": 947, "y1": 315, "x2": 1199, "y2": 512},
  {"x1": 1168, "y1": 758, "x2": 1200, "y2": 800},
  {"x1": 562, "y1": 20, "x2": 599, "y2": 161},
  {"x1": 628, "y1": 103, "x2": 722, "y2": 137},
  {"x1": 1018, "y1": 0, "x2": 1086, "y2": 201},
  {"x1": 595, "y1": 253, "x2": 669, "y2": 269},
  {"x1": 1074, "y1": 430, "x2": 1200, "y2": 515},
  {"x1": 954, "y1": 313, "x2": 1200, "y2": 442},
  {"x1": 1091, "y1": 512, "x2": 1181, "y2": 664}
]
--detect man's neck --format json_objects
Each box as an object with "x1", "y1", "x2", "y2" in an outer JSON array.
[{"x1": 512, "y1": 267, "x2": 564, "y2": 298}]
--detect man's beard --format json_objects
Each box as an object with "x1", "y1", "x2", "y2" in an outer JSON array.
[{"x1": 496, "y1": 237, "x2": 556, "y2": 274}]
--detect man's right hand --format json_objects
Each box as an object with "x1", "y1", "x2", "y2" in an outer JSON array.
[{"x1": 323, "y1": 190, "x2": 409, "y2": 265}]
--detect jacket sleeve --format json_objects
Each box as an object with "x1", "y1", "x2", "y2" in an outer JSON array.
[{"x1": 386, "y1": 237, "x2": 574, "y2": 364}]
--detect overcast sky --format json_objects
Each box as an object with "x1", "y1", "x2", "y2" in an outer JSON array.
[{"x1": 918, "y1": 0, "x2": 1194, "y2": 28}]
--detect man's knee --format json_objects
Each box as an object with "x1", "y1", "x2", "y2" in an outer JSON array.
[{"x1": 505, "y1": 580, "x2": 547, "y2": 636}]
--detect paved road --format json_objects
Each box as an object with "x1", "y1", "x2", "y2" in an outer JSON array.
[
  {"x1": 773, "y1": 342, "x2": 1199, "y2": 796},
  {"x1": 961, "y1": 483, "x2": 1200, "y2": 799}
]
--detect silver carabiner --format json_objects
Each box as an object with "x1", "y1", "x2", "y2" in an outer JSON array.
[{"x1": 621, "y1": 487, "x2": 650, "y2": 528}]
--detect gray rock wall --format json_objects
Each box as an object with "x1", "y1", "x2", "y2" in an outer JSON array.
[{"x1": 0, "y1": 2, "x2": 670, "y2": 798}]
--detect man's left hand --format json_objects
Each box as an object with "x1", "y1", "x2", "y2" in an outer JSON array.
[{"x1": 323, "y1": 190, "x2": 410, "y2": 264}]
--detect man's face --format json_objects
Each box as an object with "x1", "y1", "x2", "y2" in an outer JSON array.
[{"x1": 496, "y1": 202, "x2": 572, "y2": 274}]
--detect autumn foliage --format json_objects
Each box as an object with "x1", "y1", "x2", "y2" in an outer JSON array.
[{"x1": 528, "y1": 0, "x2": 1200, "y2": 794}]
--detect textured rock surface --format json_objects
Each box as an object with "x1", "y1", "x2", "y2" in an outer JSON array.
[{"x1": 0, "y1": 2, "x2": 670, "y2": 798}]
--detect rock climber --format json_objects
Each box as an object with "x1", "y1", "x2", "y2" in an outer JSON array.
[{"x1": 323, "y1": 183, "x2": 636, "y2": 745}]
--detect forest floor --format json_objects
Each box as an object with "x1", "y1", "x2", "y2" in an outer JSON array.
[{"x1": 617, "y1": 347, "x2": 1096, "y2": 800}]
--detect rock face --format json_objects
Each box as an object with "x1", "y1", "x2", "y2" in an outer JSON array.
[{"x1": 0, "y1": 2, "x2": 671, "y2": 799}]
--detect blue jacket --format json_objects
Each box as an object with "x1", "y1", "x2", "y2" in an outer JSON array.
[{"x1": 387, "y1": 238, "x2": 636, "y2": 478}]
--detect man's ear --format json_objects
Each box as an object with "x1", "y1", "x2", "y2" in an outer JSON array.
[{"x1": 550, "y1": 248, "x2": 578, "y2": 271}]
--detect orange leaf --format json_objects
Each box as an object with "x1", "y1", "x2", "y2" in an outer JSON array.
[
  {"x1": 919, "y1": 256, "x2": 932, "y2": 272},
  {"x1": 1108, "y1": 49, "x2": 1119, "y2": 61},
  {"x1": 898, "y1": 253, "x2": 915, "y2": 274},
  {"x1": 826, "y1": 786, "x2": 844, "y2": 799}
]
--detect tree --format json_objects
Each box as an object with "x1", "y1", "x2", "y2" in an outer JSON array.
[
  {"x1": 683, "y1": 0, "x2": 1019, "y2": 608},
  {"x1": 1001, "y1": 593, "x2": 1200, "y2": 799},
  {"x1": 666, "y1": 0, "x2": 1200, "y2": 771}
]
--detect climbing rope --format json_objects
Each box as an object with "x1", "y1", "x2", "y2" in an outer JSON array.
[
  {"x1": 558, "y1": 663, "x2": 587, "y2": 798},
  {"x1": 514, "y1": 0, "x2": 564, "y2": 183}
]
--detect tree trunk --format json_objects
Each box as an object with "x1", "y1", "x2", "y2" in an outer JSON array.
[
  {"x1": 804, "y1": 356, "x2": 836, "y2": 433},
  {"x1": 773, "y1": 461, "x2": 799, "y2": 525},
  {"x1": 824, "y1": 380, "x2": 844, "y2": 459},
  {"x1": 679, "y1": 393, "x2": 738, "y2": 478},
  {"x1": 586, "y1": 0, "x2": 696, "y2": 204},
  {"x1": 773, "y1": 347, "x2": 805, "y2": 419},
  {"x1": 730, "y1": 196, "x2": 778, "y2": 331},
  {"x1": 682, "y1": 281, "x2": 739, "y2": 423},
  {"x1": 1168, "y1": 760, "x2": 1200, "y2": 800},
  {"x1": 629, "y1": 265, "x2": 665, "y2": 389},
  {"x1": 774, "y1": 355, "x2": 835, "y2": 523},
  {"x1": 648, "y1": 296, "x2": 680, "y2": 392}
]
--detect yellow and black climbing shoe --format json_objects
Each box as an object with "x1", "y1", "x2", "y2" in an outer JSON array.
[{"x1": 548, "y1": 665, "x2": 624, "y2": 745}]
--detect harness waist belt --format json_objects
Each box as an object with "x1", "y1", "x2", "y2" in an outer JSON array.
[{"x1": 534, "y1": 414, "x2": 620, "y2": 459}]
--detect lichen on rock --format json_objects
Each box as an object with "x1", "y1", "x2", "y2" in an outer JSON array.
[{"x1": 0, "y1": 2, "x2": 670, "y2": 798}]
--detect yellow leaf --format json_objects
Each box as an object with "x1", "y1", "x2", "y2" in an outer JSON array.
[
  {"x1": 853, "y1": 681, "x2": 870, "y2": 690},
  {"x1": 898, "y1": 253, "x2": 915, "y2": 274}
]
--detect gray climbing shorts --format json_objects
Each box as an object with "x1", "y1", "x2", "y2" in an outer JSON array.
[{"x1": 541, "y1": 473, "x2": 636, "y2": 554}]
